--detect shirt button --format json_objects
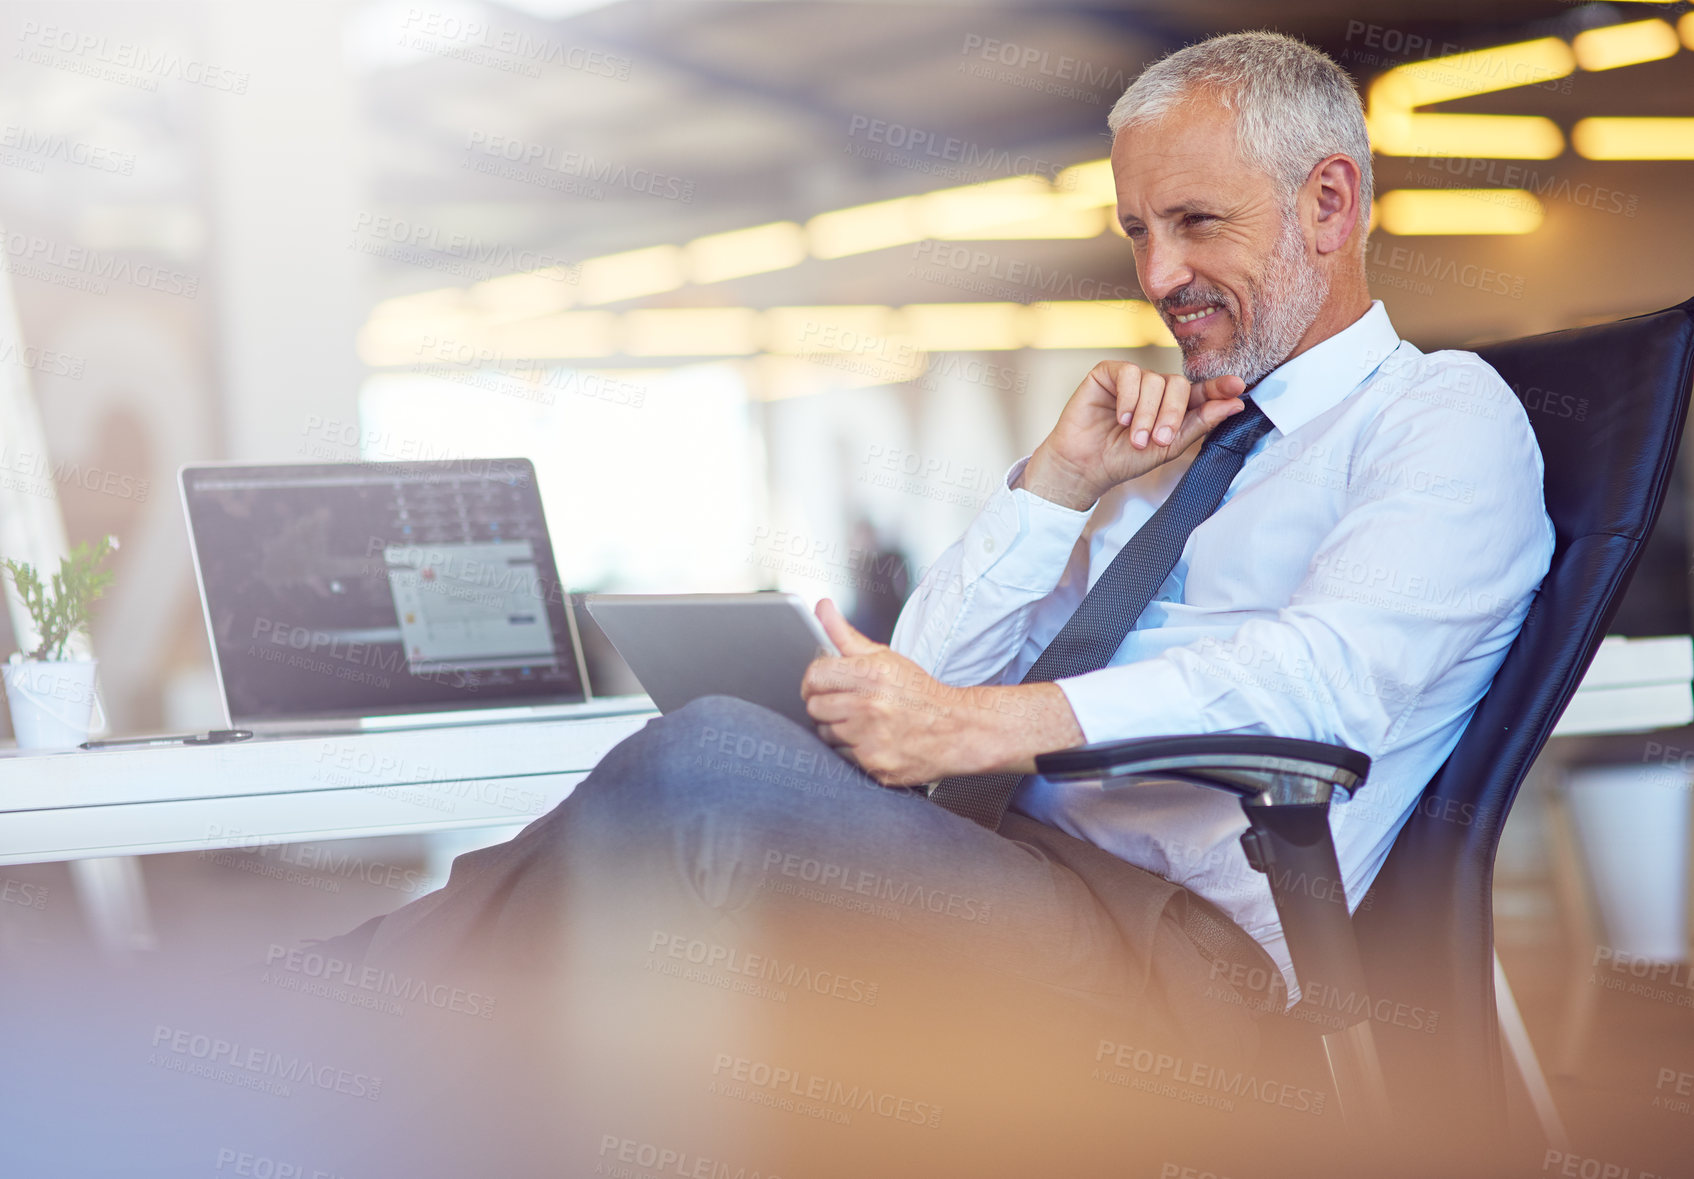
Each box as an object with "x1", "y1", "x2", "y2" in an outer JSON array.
[{"x1": 982, "y1": 538, "x2": 996, "y2": 553}]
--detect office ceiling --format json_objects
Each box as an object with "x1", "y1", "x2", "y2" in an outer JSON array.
[
  {"x1": 354, "y1": 0, "x2": 1684, "y2": 324},
  {"x1": 0, "y1": 0, "x2": 1684, "y2": 344}
]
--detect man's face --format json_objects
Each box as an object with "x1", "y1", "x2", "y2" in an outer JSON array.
[{"x1": 1112, "y1": 96, "x2": 1329, "y2": 386}]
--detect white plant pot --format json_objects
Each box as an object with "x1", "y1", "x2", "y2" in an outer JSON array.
[{"x1": 3, "y1": 656, "x2": 105, "y2": 750}]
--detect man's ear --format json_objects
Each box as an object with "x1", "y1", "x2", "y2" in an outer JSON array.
[{"x1": 1307, "y1": 153, "x2": 1363, "y2": 256}]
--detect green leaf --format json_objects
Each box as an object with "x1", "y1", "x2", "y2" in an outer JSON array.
[{"x1": 3, "y1": 535, "x2": 119, "y2": 661}]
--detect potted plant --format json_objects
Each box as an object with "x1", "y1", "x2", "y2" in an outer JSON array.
[{"x1": 2, "y1": 535, "x2": 117, "y2": 749}]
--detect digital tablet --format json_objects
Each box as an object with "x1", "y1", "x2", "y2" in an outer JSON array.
[{"x1": 583, "y1": 592, "x2": 839, "y2": 730}]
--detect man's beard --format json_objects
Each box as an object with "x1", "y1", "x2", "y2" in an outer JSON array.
[{"x1": 1162, "y1": 214, "x2": 1330, "y2": 388}]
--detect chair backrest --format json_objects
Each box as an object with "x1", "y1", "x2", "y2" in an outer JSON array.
[{"x1": 1353, "y1": 297, "x2": 1694, "y2": 1113}]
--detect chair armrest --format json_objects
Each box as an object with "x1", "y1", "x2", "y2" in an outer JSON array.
[{"x1": 1035, "y1": 734, "x2": 1370, "y2": 804}]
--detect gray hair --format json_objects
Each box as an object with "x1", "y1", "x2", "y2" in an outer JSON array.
[{"x1": 1107, "y1": 31, "x2": 1373, "y2": 227}]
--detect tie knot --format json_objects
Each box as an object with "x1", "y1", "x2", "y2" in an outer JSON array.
[{"x1": 1204, "y1": 399, "x2": 1273, "y2": 455}]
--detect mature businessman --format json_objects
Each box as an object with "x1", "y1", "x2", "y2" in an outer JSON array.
[{"x1": 328, "y1": 31, "x2": 1553, "y2": 1077}]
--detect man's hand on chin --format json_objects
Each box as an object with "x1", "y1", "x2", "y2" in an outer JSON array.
[
  {"x1": 1018, "y1": 361, "x2": 1247, "y2": 511},
  {"x1": 800, "y1": 598, "x2": 1086, "y2": 787}
]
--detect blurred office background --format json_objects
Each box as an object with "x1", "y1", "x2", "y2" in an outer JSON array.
[{"x1": 1, "y1": 0, "x2": 1693, "y2": 1153}]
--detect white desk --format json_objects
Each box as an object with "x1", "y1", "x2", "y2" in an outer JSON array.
[
  {"x1": 0, "y1": 704, "x2": 658, "y2": 949},
  {"x1": 1548, "y1": 634, "x2": 1694, "y2": 737}
]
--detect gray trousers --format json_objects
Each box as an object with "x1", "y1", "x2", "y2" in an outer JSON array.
[{"x1": 350, "y1": 696, "x2": 1275, "y2": 1052}]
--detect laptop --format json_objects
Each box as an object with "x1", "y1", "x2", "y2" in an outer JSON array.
[{"x1": 180, "y1": 458, "x2": 642, "y2": 734}]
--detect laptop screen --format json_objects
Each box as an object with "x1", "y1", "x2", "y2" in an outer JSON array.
[{"x1": 180, "y1": 458, "x2": 589, "y2": 725}]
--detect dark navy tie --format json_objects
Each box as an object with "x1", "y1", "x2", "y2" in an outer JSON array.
[{"x1": 927, "y1": 399, "x2": 1276, "y2": 829}]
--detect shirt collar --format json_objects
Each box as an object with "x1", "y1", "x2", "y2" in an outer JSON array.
[{"x1": 1246, "y1": 299, "x2": 1400, "y2": 437}]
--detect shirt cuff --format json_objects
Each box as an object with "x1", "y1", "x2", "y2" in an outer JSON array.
[
  {"x1": 959, "y1": 457, "x2": 1093, "y2": 592},
  {"x1": 1054, "y1": 658, "x2": 1201, "y2": 745}
]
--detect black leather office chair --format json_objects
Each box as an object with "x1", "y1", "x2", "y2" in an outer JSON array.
[{"x1": 1037, "y1": 297, "x2": 1694, "y2": 1148}]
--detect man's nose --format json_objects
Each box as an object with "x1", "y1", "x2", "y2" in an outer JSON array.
[{"x1": 1137, "y1": 238, "x2": 1193, "y2": 303}]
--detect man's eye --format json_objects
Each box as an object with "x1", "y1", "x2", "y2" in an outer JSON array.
[
  {"x1": 1124, "y1": 225, "x2": 1146, "y2": 241},
  {"x1": 1184, "y1": 214, "x2": 1215, "y2": 227}
]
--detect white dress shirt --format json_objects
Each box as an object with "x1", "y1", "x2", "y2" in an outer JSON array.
[{"x1": 890, "y1": 300, "x2": 1555, "y2": 999}]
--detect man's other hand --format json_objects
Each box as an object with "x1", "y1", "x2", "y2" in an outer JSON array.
[
  {"x1": 1019, "y1": 362, "x2": 1246, "y2": 511},
  {"x1": 800, "y1": 600, "x2": 1086, "y2": 787},
  {"x1": 801, "y1": 600, "x2": 991, "y2": 787}
]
